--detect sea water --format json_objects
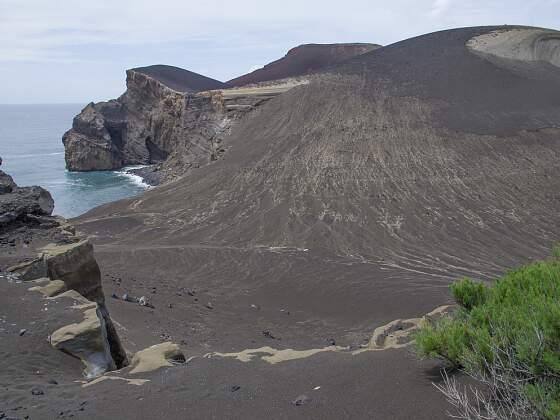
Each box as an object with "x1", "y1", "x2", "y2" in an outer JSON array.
[{"x1": 0, "y1": 104, "x2": 148, "y2": 218}]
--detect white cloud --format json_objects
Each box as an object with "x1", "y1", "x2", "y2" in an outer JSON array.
[
  {"x1": 429, "y1": 0, "x2": 452, "y2": 18},
  {"x1": 0, "y1": 0, "x2": 559, "y2": 102}
]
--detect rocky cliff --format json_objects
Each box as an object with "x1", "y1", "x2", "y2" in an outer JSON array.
[
  {"x1": 63, "y1": 44, "x2": 378, "y2": 182},
  {"x1": 63, "y1": 67, "x2": 228, "y2": 174}
]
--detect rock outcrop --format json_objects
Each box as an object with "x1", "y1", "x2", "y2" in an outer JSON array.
[
  {"x1": 62, "y1": 66, "x2": 230, "y2": 176},
  {"x1": 62, "y1": 44, "x2": 378, "y2": 182},
  {"x1": 8, "y1": 240, "x2": 103, "y2": 301},
  {"x1": 0, "y1": 169, "x2": 128, "y2": 377},
  {"x1": 467, "y1": 27, "x2": 560, "y2": 67},
  {"x1": 7, "y1": 237, "x2": 129, "y2": 375},
  {"x1": 0, "y1": 171, "x2": 54, "y2": 225},
  {"x1": 0, "y1": 170, "x2": 16, "y2": 194},
  {"x1": 49, "y1": 290, "x2": 118, "y2": 379}
]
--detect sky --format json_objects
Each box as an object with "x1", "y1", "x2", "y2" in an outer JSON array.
[{"x1": 0, "y1": 0, "x2": 559, "y2": 104}]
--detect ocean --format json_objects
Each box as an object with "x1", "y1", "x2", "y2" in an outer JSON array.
[{"x1": 0, "y1": 104, "x2": 148, "y2": 218}]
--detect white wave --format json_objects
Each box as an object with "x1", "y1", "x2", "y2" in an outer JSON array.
[{"x1": 117, "y1": 165, "x2": 151, "y2": 189}]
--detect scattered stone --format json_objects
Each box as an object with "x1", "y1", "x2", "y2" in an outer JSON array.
[
  {"x1": 47, "y1": 379, "x2": 58, "y2": 385},
  {"x1": 291, "y1": 394, "x2": 310, "y2": 406},
  {"x1": 31, "y1": 388, "x2": 44, "y2": 396},
  {"x1": 122, "y1": 293, "x2": 135, "y2": 302},
  {"x1": 250, "y1": 304, "x2": 260, "y2": 310},
  {"x1": 262, "y1": 330, "x2": 280, "y2": 340},
  {"x1": 205, "y1": 302, "x2": 213, "y2": 309},
  {"x1": 326, "y1": 338, "x2": 336, "y2": 346},
  {"x1": 18, "y1": 329, "x2": 26, "y2": 336},
  {"x1": 230, "y1": 385, "x2": 241, "y2": 392},
  {"x1": 138, "y1": 296, "x2": 155, "y2": 309}
]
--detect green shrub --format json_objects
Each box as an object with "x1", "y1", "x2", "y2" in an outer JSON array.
[
  {"x1": 450, "y1": 278, "x2": 488, "y2": 310},
  {"x1": 415, "y1": 257, "x2": 560, "y2": 419}
]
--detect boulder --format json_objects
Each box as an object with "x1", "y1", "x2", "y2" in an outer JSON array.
[
  {"x1": 0, "y1": 170, "x2": 16, "y2": 194},
  {"x1": 42, "y1": 240, "x2": 104, "y2": 302},
  {"x1": 8, "y1": 240, "x2": 103, "y2": 302},
  {"x1": 0, "y1": 186, "x2": 54, "y2": 224}
]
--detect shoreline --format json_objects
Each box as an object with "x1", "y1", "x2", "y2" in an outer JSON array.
[{"x1": 122, "y1": 165, "x2": 162, "y2": 187}]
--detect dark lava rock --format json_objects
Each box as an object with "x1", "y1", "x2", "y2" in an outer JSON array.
[
  {"x1": 0, "y1": 170, "x2": 16, "y2": 194},
  {"x1": 31, "y1": 388, "x2": 44, "y2": 396},
  {"x1": 0, "y1": 186, "x2": 54, "y2": 225},
  {"x1": 230, "y1": 385, "x2": 241, "y2": 392},
  {"x1": 262, "y1": 330, "x2": 280, "y2": 340}
]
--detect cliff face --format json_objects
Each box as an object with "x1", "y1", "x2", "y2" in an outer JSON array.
[
  {"x1": 63, "y1": 69, "x2": 309, "y2": 181},
  {"x1": 63, "y1": 45, "x2": 377, "y2": 181},
  {"x1": 63, "y1": 69, "x2": 213, "y2": 173}
]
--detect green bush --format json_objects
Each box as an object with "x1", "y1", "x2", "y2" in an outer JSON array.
[{"x1": 415, "y1": 257, "x2": 560, "y2": 419}]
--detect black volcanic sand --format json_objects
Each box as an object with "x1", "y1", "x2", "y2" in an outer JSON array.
[
  {"x1": 3, "y1": 25, "x2": 560, "y2": 419},
  {"x1": 132, "y1": 64, "x2": 230, "y2": 93},
  {"x1": 0, "y1": 278, "x2": 89, "y2": 419}
]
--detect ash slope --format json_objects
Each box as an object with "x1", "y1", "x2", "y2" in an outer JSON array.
[
  {"x1": 228, "y1": 43, "x2": 380, "y2": 86},
  {"x1": 72, "y1": 26, "x2": 560, "y2": 419}
]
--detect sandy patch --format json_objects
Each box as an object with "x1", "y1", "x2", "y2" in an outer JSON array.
[{"x1": 207, "y1": 305, "x2": 452, "y2": 364}]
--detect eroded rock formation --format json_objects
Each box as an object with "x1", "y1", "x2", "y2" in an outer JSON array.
[
  {"x1": 0, "y1": 170, "x2": 128, "y2": 377},
  {"x1": 49, "y1": 290, "x2": 118, "y2": 379},
  {"x1": 62, "y1": 44, "x2": 378, "y2": 182}
]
